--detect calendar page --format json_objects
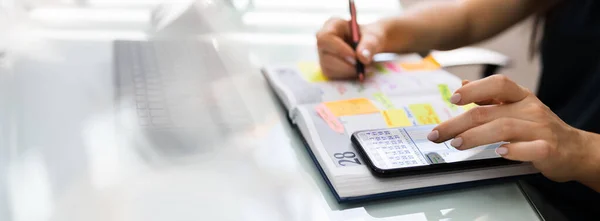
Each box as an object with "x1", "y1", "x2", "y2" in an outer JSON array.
[
  {"x1": 295, "y1": 93, "x2": 478, "y2": 172},
  {"x1": 263, "y1": 58, "x2": 539, "y2": 200}
]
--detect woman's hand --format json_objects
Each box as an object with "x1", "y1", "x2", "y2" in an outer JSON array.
[
  {"x1": 315, "y1": 18, "x2": 391, "y2": 79},
  {"x1": 427, "y1": 75, "x2": 596, "y2": 183}
]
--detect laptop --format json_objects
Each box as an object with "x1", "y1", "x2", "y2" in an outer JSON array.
[{"x1": 113, "y1": 39, "x2": 255, "y2": 163}]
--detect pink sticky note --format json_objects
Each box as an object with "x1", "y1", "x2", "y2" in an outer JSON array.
[
  {"x1": 384, "y1": 62, "x2": 400, "y2": 73},
  {"x1": 315, "y1": 104, "x2": 345, "y2": 134}
]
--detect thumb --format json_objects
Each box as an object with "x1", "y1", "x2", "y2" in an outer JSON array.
[
  {"x1": 356, "y1": 33, "x2": 382, "y2": 65},
  {"x1": 497, "y1": 140, "x2": 550, "y2": 162}
]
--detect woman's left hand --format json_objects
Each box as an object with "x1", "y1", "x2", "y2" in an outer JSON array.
[{"x1": 427, "y1": 75, "x2": 592, "y2": 183}]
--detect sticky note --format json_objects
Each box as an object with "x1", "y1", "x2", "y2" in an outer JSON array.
[
  {"x1": 399, "y1": 55, "x2": 441, "y2": 71},
  {"x1": 315, "y1": 104, "x2": 345, "y2": 134},
  {"x1": 438, "y1": 84, "x2": 457, "y2": 110},
  {"x1": 384, "y1": 62, "x2": 400, "y2": 72},
  {"x1": 383, "y1": 109, "x2": 412, "y2": 127},
  {"x1": 374, "y1": 63, "x2": 387, "y2": 73},
  {"x1": 373, "y1": 93, "x2": 396, "y2": 109},
  {"x1": 297, "y1": 62, "x2": 328, "y2": 82},
  {"x1": 409, "y1": 104, "x2": 441, "y2": 125},
  {"x1": 324, "y1": 98, "x2": 379, "y2": 117},
  {"x1": 462, "y1": 103, "x2": 478, "y2": 111}
]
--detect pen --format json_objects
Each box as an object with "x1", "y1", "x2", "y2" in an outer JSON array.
[{"x1": 348, "y1": 0, "x2": 365, "y2": 81}]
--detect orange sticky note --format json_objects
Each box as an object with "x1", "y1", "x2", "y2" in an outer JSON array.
[
  {"x1": 324, "y1": 98, "x2": 379, "y2": 117},
  {"x1": 399, "y1": 55, "x2": 441, "y2": 71},
  {"x1": 409, "y1": 104, "x2": 441, "y2": 125},
  {"x1": 383, "y1": 109, "x2": 412, "y2": 127},
  {"x1": 315, "y1": 104, "x2": 345, "y2": 134},
  {"x1": 297, "y1": 62, "x2": 328, "y2": 82}
]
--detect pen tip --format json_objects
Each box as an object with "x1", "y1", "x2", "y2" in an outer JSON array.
[{"x1": 359, "y1": 74, "x2": 364, "y2": 81}]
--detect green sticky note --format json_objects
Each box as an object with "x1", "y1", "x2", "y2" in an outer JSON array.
[
  {"x1": 374, "y1": 63, "x2": 388, "y2": 74},
  {"x1": 373, "y1": 92, "x2": 395, "y2": 109},
  {"x1": 438, "y1": 84, "x2": 457, "y2": 110}
]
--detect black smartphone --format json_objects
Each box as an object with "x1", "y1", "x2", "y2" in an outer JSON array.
[{"x1": 351, "y1": 125, "x2": 520, "y2": 177}]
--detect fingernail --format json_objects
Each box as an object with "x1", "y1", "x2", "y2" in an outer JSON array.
[
  {"x1": 496, "y1": 147, "x2": 508, "y2": 155},
  {"x1": 450, "y1": 93, "x2": 461, "y2": 104},
  {"x1": 361, "y1": 49, "x2": 371, "y2": 59},
  {"x1": 427, "y1": 130, "x2": 439, "y2": 141},
  {"x1": 451, "y1": 137, "x2": 463, "y2": 148},
  {"x1": 345, "y1": 56, "x2": 356, "y2": 65}
]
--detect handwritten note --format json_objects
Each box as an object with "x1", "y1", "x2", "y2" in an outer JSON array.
[
  {"x1": 399, "y1": 55, "x2": 441, "y2": 71},
  {"x1": 409, "y1": 104, "x2": 441, "y2": 125},
  {"x1": 438, "y1": 84, "x2": 457, "y2": 110},
  {"x1": 324, "y1": 98, "x2": 380, "y2": 117},
  {"x1": 297, "y1": 62, "x2": 328, "y2": 83},
  {"x1": 373, "y1": 93, "x2": 396, "y2": 109},
  {"x1": 316, "y1": 104, "x2": 345, "y2": 134},
  {"x1": 382, "y1": 109, "x2": 412, "y2": 127}
]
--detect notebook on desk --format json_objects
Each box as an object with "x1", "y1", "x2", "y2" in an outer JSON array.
[{"x1": 261, "y1": 55, "x2": 538, "y2": 203}]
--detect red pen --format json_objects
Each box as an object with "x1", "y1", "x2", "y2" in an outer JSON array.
[{"x1": 349, "y1": 0, "x2": 365, "y2": 81}]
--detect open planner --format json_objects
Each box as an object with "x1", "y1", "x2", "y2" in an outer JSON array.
[{"x1": 262, "y1": 55, "x2": 538, "y2": 203}]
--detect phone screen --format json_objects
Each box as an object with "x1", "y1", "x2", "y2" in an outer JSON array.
[{"x1": 351, "y1": 125, "x2": 517, "y2": 175}]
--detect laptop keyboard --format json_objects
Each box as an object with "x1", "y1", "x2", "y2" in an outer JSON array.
[
  {"x1": 114, "y1": 40, "x2": 229, "y2": 128},
  {"x1": 113, "y1": 40, "x2": 258, "y2": 159}
]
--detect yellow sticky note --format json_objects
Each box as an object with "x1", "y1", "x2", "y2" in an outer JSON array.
[
  {"x1": 438, "y1": 84, "x2": 457, "y2": 110},
  {"x1": 383, "y1": 109, "x2": 412, "y2": 127},
  {"x1": 462, "y1": 103, "x2": 478, "y2": 111},
  {"x1": 409, "y1": 104, "x2": 441, "y2": 125},
  {"x1": 399, "y1": 55, "x2": 441, "y2": 71},
  {"x1": 324, "y1": 98, "x2": 380, "y2": 117},
  {"x1": 297, "y1": 62, "x2": 328, "y2": 82},
  {"x1": 373, "y1": 93, "x2": 396, "y2": 109}
]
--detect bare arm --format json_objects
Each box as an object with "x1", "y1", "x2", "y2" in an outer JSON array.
[
  {"x1": 315, "y1": 0, "x2": 554, "y2": 78},
  {"x1": 380, "y1": 0, "x2": 552, "y2": 53}
]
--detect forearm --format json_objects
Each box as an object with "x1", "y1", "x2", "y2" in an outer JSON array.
[
  {"x1": 380, "y1": 0, "x2": 546, "y2": 53},
  {"x1": 576, "y1": 131, "x2": 600, "y2": 192}
]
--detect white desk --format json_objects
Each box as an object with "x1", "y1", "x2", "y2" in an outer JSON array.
[{"x1": 0, "y1": 1, "x2": 541, "y2": 220}]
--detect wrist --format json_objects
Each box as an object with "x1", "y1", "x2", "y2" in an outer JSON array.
[
  {"x1": 375, "y1": 17, "x2": 423, "y2": 53},
  {"x1": 574, "y1": 130, "x2": 600, "y2": 192}
]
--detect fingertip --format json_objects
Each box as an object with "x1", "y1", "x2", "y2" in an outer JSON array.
[
  {"x1": 450, "y1": 93, "x2": 462, "y2": 104},
  {"x1": 361, "y1": 49, "x2": 371, "y2": 60},
  {"x1": 356, "y1": 35, "x2": 380, "y2": 64},
  {"x1": 357, "y1": 48, "x2": 372, "y2": 64},
  {"x1": 427, "y1": 130, "x2": 439, "y2": 141},
  {"x1": 496, "y1": 146, "x2": 508, "y2": 156},
  {"x1": 450, "y1": 137, "x2": 463, "y2": 149}
]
